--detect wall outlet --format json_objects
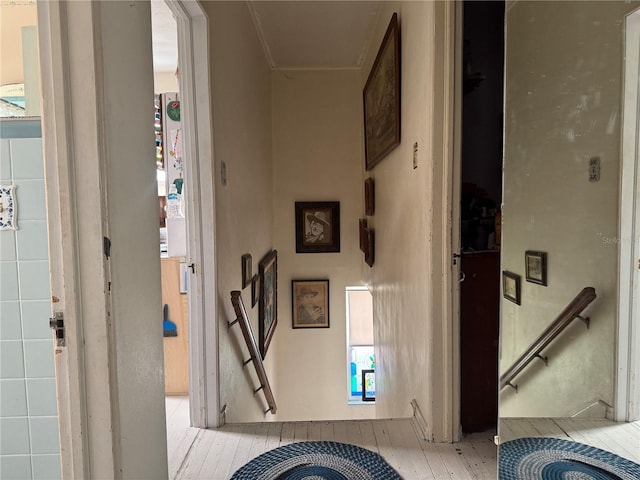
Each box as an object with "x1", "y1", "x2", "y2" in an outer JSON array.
[{"x1": 413, "y1": 142, "x2": 418, "y2": 169}]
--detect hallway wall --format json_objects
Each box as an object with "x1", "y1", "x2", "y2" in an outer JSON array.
[{"x1": 0, "y1": 121, "x2": 61, "y2": 479}]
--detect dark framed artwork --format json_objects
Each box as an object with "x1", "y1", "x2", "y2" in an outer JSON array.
[
  {"x1": 259, "y1": 250, "x2": 278, "y2": 358},
  {"x1": 362, "y1": 369, "x2": 376, "y2": 402},
  {"x1": 503, "y1": 271, "x2": 521, "y2": 305},
  {"x1": 363, "y1": 12, "x2": 401, "y2": 171},
  {"x1": 295, "y1": 202, "x2": 340, "y2": 253},
  {"x1": 364, "y1": 177, "x2": 375, "y2": 216},
  {"x1": 291, "y1": 279, "x2": 330, "y2": 329},
  {"x1": 364, "y1": 227, "x2": 375, "y2": 267},
  {"x1": 241, "y1": 254, "x2": 252, "y2": 289},
  {"x1": 251, "y1": 274, "x2": 260, "y2": 307},
  {"x1": 525, "y1": 251, "x2": 547, "y2": 286}
]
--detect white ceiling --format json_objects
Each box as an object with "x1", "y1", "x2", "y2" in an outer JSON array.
[{"x1": 151, "y1": 1, "x2": 381, "y2": 72}]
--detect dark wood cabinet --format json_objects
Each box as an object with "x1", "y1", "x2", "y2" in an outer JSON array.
[{"x1": 460, "y1": 251, "x2": 500, "y2": 433}]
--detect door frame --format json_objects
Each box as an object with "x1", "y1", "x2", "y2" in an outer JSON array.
[
  {"x1": 166, "y1": 0, "x2": 220, "y2": 429},
  {"x1": 616, "y1": 6, "x2": 640, "y2": 423}
]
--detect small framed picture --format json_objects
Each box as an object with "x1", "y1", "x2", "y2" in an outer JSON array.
[
  {"x1": 364, "y1": 177, "x2": 375, "y2": 216},
  {"x1": 259, "y1": 250, "x2": 278, "y2": 358},
  {"x1": 251, "y1": 274, "x2": 259, "y2": 307},
  {"x1": 525, "y1": 251, "x2": 547, "y2": 286},
  {"x1": 241, "y1": 254, "x2": 252, "y2": 289},
  {"x1": 359, "y1": 218, "x2": 367, "y2": 252},
  {"x1": 295, "y1": 202, "x2": 340, "y2": 253},
  {"x1": 291, "y1": 279, "x2": 330, "y2": 328},
  {"x1": 503, "y1": 271, "x2": 521, "y2": 305},
  {"x1": 364, "y1": 227, "x2": 375, "y2": 267},
  {"x1": 362, "y1": 369, "x2": 376, "y2": 402}
]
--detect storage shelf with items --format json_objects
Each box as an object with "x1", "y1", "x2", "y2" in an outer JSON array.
[{"x1": 154, "y1": 94, "x2": 164, "y2": 169}]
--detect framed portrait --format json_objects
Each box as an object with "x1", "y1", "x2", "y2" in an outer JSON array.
[
  {"x1": 363, "y1": 12, "x2": 400, "y2": 171},
  {"x1": 258, "y1": 250, "x2": 277, "y2": 358},
  {"x1": 291, "y1": 279, "x2": 330, "y2": 329},
  {"x1": 251, "y1": 274, "x2": 259, "y2": 307},
  {"x1": 241, "y1": 254, "x2": 252, "y2": 289},
  {"x1": 362, "y1": 369, "x2": 376, "y2": 402},
  {"x1": 295, "y1": 201, "x2": 340, "y2": 253},
  {"x1": 525, "y1": 251, "x2": 547, "y2": 286},
  {"x1": 364, "y1": 177, "x2": 375, "y2": 216},
  {"x1": 503, "y1": 271, "x2": 521, "y2": 305}
]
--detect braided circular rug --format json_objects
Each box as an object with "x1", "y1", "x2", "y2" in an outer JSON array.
[
  {"x1": 499, "y1": 437, "x2": 640, "y2": 479},
  {"x1": 230, "y1": 441, "x2": 402, "y2": 479}
]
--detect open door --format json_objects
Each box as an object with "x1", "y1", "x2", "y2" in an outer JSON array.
[{"x1": 38, "y1": 2, "x2": 168, "y2": 477}]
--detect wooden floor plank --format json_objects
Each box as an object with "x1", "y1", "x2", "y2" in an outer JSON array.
[
  {"x1": 333, "y1": 421, "x2": 348, "y2": 443},
  {"x1": 359, "y1": 420, "x2": 380, "y2": 454},
  {"x1": 293, "y1": 421, "x2": 308, "y2": 442},
  {"x1": 320, "y1": 421, "x2": 336, "y2": 442},
  {"x1": 307, "y1": 421, "x2": 323, "y2": 441},
  {"x1": 386, "y1": 419, "x2": 433, "y2": 480},
  {"x1": 279, "y1": 422, "x2": 296, "y2": 446}
]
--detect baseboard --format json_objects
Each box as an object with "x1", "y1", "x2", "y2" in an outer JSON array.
[
  {"x1": 570, "y1": 400, "x2": 613, "y2": 419},
  {"x1": 410, "y1": 399, "x2": 432, "y2": 441}
]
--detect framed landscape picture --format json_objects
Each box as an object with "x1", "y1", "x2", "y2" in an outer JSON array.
[
  {"x1": 259, "y1": 250, "x2": 277, "y2": 358},
  {"x1": 503, "y1": 271, "x2": 521, "y2": 305},
  {"x1": 363, "y1": 12, "x2": 400, "y2": 171},
  {"x1": 295, "y1": 201, "x2": 340, "y2": 253},
  {"x1": 291, "y1": 279, "x2": 330, "y2": 329},
  {"x1": 525, "y1": 251, "x2": 547, "y2": 286}
]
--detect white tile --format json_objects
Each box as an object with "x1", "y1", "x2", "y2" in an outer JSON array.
[
  {"x1": 29, "y1": 417, "x2": 60, "y2": 454},
  {"x1": 0, "y1": 301, "x2": 22, "y2": 340},
  {"x1": 26, "y1": 379, "x2": 58, "y2": 416},
  {"x1": 23, "y1": 340, "x2": 55, "y2": 378},
  {"x1": 22, "y1": 301, "x2": 52, "y2": 340},
  {"x1": 18, "y1": 261, "x2": 50, "y2": 301},
  {"x1": 13, "y1": 180, "x2": 46, "y2": 222},
  {"x1": 32, "y1": 454, "x2": 61, "y2": 480},
  {"x1": 0, "y1": 261, "x2": 19, "y2": 300},
  {"x1": 0, "y1": 454, "x2": 32, "y2": 479},
  {"x1": 0, "y1": 379, "x2": 27, "y2": 417},
  {"x1": 16, "y1": 221, "x2": 48, "y2": 261},
  {"x1": 10, "y1": 138, "x2": 44, "y2": 180},
  {"x1": 0, "y1": 231, "x2": 17, "y2": 261},
  {"x1": 0, "y1": 139, "x2": 11, "y2": 182},
  {"x1": 0, "y1": 417, "x2": 31, "y2": 454},
  {"x1": 0, "y1": 341, "x2": 25, "y2": 378}
]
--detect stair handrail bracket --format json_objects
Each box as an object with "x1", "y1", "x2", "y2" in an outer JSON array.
[
  {"x1": 229, "y1": 291, "x2": 277, "y2": 415},
  {"x1": 500, "y1": 287, "x2": 596, "y2": 392}
]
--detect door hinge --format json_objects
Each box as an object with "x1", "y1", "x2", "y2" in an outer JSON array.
[{"x1": 49, "y1": 312, "x2": 65, "y2": 347}]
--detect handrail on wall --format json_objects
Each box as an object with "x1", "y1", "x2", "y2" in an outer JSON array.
[
  {"x1": 229, "y1": 291, "x2": 277, "y2": 414},
  {"x1": 500, "y1": 287, "x2": 596, "y2": 392}
]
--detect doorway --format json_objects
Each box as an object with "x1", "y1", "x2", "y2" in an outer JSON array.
[{"x1": 458, "y1": 0, "x2": 505, "y2": 434}]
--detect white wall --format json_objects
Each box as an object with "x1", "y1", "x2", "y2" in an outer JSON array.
[
  {"x1": 271, "y1": 69, "x2": 372, "y2": 421},
  {"x1": 360, "y1": 2, "x2": 435, "y2": 422},
  {"x1": 203, "y1": 1, "x2": 276, "y2": 423},
  {"x1": 154, "y1": 72, "x2": 179, "y2": 94},
  {"x1": 499, "y1": 1, "x2": 635, "y2": 417}
]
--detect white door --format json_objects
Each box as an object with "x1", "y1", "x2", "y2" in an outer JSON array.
[
  {"x1": 38, "y1": 2, "x2": 168, "y2": 477},
  {"x1": 617, "y1": 7, "x2": 640, "y2": 422}
]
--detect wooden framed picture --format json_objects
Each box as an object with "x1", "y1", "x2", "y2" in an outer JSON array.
[
  {"x1": 241, "y1": 254, "x2": 252, "y2": 289},
  {"x1": 291, "y1": 279, "x2": 330, "y2": 329},
  {"x1": 258, "y1": 250, "x2": 277, "y2": 358},
  {"x1": 251, "y1": 274, "x2": 259, "y2": 307},
  {"x1": 363, "y1": 12, "x2": 401, "y2": 171},
  {"x1": 364, "y1": 227, "x2": 375, "y2": 267},
  {"x1": 364, "y1": 177, "x2": 375, "y2": 215},
  {"x1": 503, "y1": 271, "x2": 521, "y2": 305},
  {"x1": 525, "y1": 251, "x2": 547, "y2": 286},
  {"x1": 362, "y1": 369, "x2": 376, "y2": 402},
  {"x1": 295, "y1": 201, "x2": 340, "y2": 253}
]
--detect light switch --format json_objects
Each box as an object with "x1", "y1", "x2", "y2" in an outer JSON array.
[
  {"x1": 589, "y1": 156, "x2": 600, "y2": 182},
  {"x1": 413, "y1": 142, "x2": 418, "y2": 169}
]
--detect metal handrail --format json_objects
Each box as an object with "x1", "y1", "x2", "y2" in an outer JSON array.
[
  {"x1": 500, "y1": 287, "x2": 596, "y2": 391},
  {"x1": 229, "y1": 291, "x2": 277, "y2": 414}
]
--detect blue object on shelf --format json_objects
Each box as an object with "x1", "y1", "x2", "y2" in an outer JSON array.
[{"x1": 163, "y1": 304, "x2": 178, "y2": 337}]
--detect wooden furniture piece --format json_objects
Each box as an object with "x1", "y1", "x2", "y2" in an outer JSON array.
[{"x1": 161, "y1": 257, "x2": 189, "y2": 395}]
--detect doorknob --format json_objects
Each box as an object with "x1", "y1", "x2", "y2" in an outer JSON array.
[{"x1": 459, "y1": 271, "x2": 466, "y2": 282}]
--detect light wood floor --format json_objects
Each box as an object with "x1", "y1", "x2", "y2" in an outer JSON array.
[
  {"x1": 165, "y1": 396, "x2": 497, "y2": 479},
  {"x1": 166, "y1": 397, "x2": 640, "y2": 479}
]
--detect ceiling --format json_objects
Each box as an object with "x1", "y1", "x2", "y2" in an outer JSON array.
[{"x1": 151, "y1": 1, "x2": 382, "y2": 72}]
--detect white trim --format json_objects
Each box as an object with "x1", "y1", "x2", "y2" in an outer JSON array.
[
  {"x1": 167, "y1": 0, "x2": 220, "y2": 428},
  {"x1": 617, "y1": 7, "x2": 640, "y2": 422}
]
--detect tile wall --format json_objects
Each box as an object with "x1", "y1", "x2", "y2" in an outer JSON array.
[{"x1": 0, "y1": 125, "x2": 61, "y2": 480}]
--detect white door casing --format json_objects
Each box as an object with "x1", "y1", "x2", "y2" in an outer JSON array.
[
  {"x1": 39, "y1": 1, "x2": 168, "y2": 477},
  {"x1": 165, "y1": 0, "x2": 220, "y2": 428},
  {"x1": 617, "y1": 7, "x2": 640, "y2": 423}
]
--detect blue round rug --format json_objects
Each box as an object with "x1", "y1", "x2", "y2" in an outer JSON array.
[
  {"x1": 230, "y1": 441, "x2": 401, "y2": 480},
  {"x1": 499, "y1": 437, "x2": 640, "y2": 479}
]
